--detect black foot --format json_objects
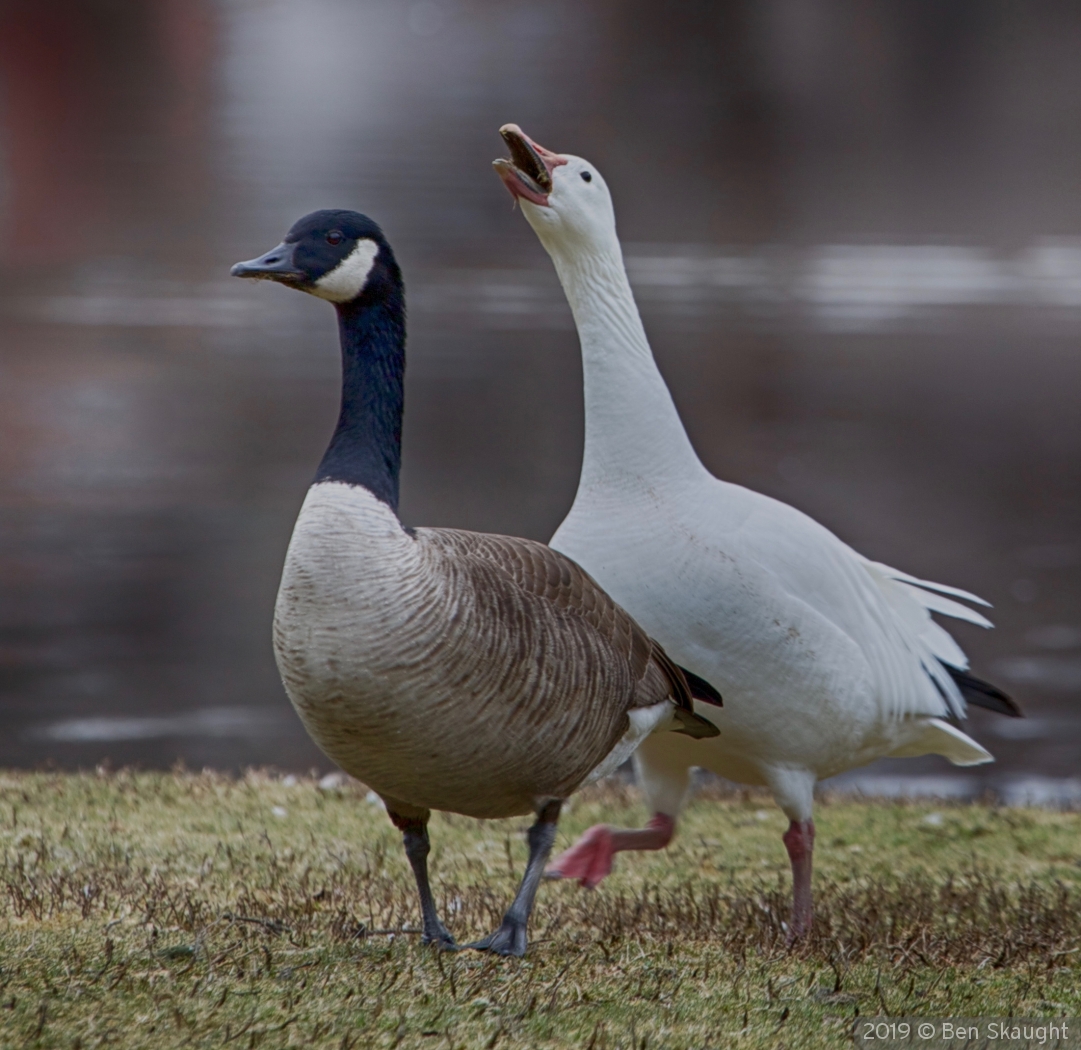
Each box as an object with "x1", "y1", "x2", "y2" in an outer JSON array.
[
  {"x1": 423, "y1": 927, "x2": 457, "y2": 951},
  {"x1": 463, "y1": 919, "x2": 527, "y2": 957}
]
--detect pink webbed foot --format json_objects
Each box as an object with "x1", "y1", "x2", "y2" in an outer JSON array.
[
  {"x1": 545, "y1": 814, "x2": 676, "y2": 889},
  {"x1": 546, "y1": 824, "x2": 615, "y2": 888}
]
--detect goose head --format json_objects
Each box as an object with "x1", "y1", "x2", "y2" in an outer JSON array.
[
  {"x1": 231, "y1": 209, "x2": 399, "y2": 304},
  {"x1": 493, "y1": 125, "x2": 619, "y2": 257},
  {"x1": 233, "y1": 210, "x2": 407, "y2": 507}
]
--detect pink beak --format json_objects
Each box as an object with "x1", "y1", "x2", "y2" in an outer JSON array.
[{"x1": 493, "y1": 124, "x2": 567, "y2": 207}]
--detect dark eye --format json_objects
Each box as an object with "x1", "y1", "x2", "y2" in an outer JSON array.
[
  {"x1": 326, "y1": 230, "x2": 343, "y2": 245},
  {"x1": 581, "y1": 171, "x2": 592, "y2": 182}
]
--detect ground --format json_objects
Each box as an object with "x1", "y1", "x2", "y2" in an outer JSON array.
[{"x1": 1, "y1": 770, "x2": 1080, "y2": 1049}]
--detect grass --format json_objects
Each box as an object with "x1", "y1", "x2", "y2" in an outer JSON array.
[{"x1": 2, "y1": 770, "x2": 1081, "y2": 1049}]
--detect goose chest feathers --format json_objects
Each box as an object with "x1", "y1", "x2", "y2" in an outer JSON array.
[
  {"x1": 232, "y1": 210, "x2": 720, "y2": 955},
  {"x1": 495, "y1": 126, "x2": 1021, "y2": 941},
  {"x1": 274, "y1": 482, "x2": 699, "y2": 820}
]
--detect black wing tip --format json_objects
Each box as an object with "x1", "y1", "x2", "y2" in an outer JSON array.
[
  {"x1": 678, "y1": 666, "x2": 723, "y2": 708},
  {"x1": 945, "y1": 665, "x2": 1023, "y2": 718}
]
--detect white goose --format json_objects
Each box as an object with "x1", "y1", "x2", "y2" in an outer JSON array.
[
  {"x1": 493, "y1": 126, "x2": 1020, "y2": 939},
  {"x1": 231, "y1": 209, "x2": 722, "y2": 956}
]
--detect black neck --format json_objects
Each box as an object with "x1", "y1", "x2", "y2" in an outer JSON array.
[{"x1": 314, "y1": 290, "x2": 405, "y2": 512}]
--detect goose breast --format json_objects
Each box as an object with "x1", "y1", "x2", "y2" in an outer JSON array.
[{"x1": 274, "y1": 482, "x2": 680, "y2": 818}]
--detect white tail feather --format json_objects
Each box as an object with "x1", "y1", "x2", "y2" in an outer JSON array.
[{"x1": 888, "y1": 718, "x2": 994, "y2": 766}]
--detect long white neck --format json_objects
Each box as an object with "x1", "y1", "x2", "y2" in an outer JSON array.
[{"x1": 545, "y1": 238, "x2": 705, "y2": 492}]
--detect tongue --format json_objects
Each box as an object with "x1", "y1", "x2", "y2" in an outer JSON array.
[
  {"x1": 492, "y1": 157, "x2": 550, "y2": 206},
  {"x1": 495, "y1": 124, "x2": 568, "y2": 204}
]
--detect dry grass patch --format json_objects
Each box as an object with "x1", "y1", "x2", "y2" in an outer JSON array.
[{"x1": 2, "y1": 770, "x2": 1081, "y2": 1048}]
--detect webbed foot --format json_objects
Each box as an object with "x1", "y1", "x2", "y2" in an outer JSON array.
[
  {"x1": 463, "y1": 918, "x2": 527, "y2": 957},
  {"x1": 545, "y1": 824, "x2": 615, "y2": 888},
  {"x1": 423, "y1": 925, "x2": 457, "y2": 951}
]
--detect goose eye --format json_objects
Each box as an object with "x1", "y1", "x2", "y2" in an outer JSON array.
[
  {"x1": 581, "y1": 171, "x2": 592, "y2": 183},
  {"x1": 326, "y1": 230, "x2": 343, "y2": 245}
]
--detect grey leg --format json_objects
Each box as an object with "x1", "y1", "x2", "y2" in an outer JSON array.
[
  {"x1": 466, "y1": 799, "x2": 562, "y2": 957},
  {"x1": 387, "y1": 808, "x2": 456, "y2": 949}
]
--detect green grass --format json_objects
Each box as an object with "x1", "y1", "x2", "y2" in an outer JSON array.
[{"x1": 2, "y1": 770, "x2": 1081, "y2": 1048}]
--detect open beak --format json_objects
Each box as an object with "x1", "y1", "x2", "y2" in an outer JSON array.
[
  {"x1": 493, "y1": 124, "x2": 567, "y2": 206},
  {"x1": 230, "y1": 241, "x2": 304, "y2": 283}
]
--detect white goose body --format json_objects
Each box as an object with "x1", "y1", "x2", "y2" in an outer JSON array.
[
  {"x1": 494, "y1": 127, "x2": 1018, "y2": 935},
  {"x1": 553, "y1": 465, "x2": 987, "y2": 810}
]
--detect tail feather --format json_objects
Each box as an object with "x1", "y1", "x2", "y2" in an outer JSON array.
[
  {"x1": 647, "y1": 644, "x2": 722, "y2": 737},
  {"x1": 945, "y1": 665, "x2": 1023, "y2": 718},
  {"x1": 678, "y1": 665, "x2": 723, "y2": 707},
  {"x1": 672, "y1": 706, "x2": 720, "y2": 738},
  {"x1": 888, "y1": 717, "x2": 994, "y2": 766}
]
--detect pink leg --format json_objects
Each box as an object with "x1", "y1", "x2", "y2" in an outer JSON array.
[
  {"x1": 545, "y1": 813, "x2": 675, "y2": 889},
  {"x1": 782, "y1": 818, "x2": 815, "y2": 942}
]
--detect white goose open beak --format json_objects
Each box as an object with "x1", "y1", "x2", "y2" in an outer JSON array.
[{"x1": 493, "y1": 124, "x2": 568, "y2": 207}]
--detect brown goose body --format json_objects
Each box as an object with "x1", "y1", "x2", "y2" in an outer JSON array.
[
  {"x1": 234, "y1": 209, "x2": 718, "y2": 955},
  {"x1": 275, "y1": 481, "x2": 698, "y2": 820}
]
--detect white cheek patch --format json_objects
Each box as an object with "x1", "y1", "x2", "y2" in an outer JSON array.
[{"x1": 312, "y1": 239, "x2": 381, "y2": 302}]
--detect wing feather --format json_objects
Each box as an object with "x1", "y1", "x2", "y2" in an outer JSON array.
[
  {"x1": 860, "y1": 559, "x2": 991, "y2": 607},
  {"x1": 723, "y1": 499, "x2": 974, "y2": 724},
  {"x1": 894, "y1": 582, "x2": 994, "y2": 628},
  {"x1": 853, "y1": 556, "x2": 994, "y2": 720},
  {"x1": 920, "y1": 619, "x2": 970, "y2": 670},
  {"x1": 417, "y1": 527, "x2": 694, "y2": 712}
]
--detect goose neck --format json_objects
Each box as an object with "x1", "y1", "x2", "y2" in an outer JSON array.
[
  {"x1": 316, "y1": 293, "x2": 406, "y2": 512},
  {"x1": 548, "y1": 243, "x2": 704, "y2": 487}
]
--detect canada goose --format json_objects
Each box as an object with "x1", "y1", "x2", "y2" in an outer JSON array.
[
  {"x1": 231, "y1": 210, "x2": 721, "y2": 956},
  {"x1": 494, "y1": 126, "x2": 1020, "y2": 940}
]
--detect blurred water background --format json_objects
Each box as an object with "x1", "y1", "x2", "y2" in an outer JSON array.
[{"x1": 1, "y1": 0, "x2": 1079, "y2": 800}]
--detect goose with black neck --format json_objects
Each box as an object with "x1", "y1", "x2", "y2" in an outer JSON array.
[{"x1": 231, "y1": 210, "x2": 723, "y2": 956}]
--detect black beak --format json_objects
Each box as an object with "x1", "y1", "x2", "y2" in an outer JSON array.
[{"x1": 231, "y1": 242, "x2": 304, "y2": 282}]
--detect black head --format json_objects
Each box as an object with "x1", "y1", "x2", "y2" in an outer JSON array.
[{"x1": 231, "y1": 210, "x2": 399, "y2": 305}]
